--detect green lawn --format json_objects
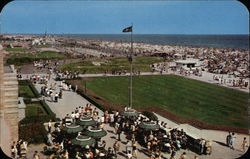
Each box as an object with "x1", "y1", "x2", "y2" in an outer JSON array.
[
  {"x1": 4, "y1": 47, "x2": 28, "y2": 52},
  {"x1": 6, "y1": 51, "x2": 67, "y2": 66},
  {"x1": 59, "y1": 56, "x2": 164, "y2": 74},
  {"x1": 82, "y1": 75, "x2": 248, "y2": 128},
  {"x1": 25, "y1": 103, "x2": 47, "y2": 117},
  {"x1": 18, "y1": 85, "x2": 36, "y2": 98}
]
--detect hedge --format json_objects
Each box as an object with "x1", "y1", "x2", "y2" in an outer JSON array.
[
  {"x1": 19, "y1": 80, "x2": 40, "y2": 98},
  {"x1": 142, "y1": 111, "x2": 158, "y2": 121},
  {"x1": 40, "y1": 100, "x2": 56, "y2": 118},
  {"x1": 19, "y1": 122, "x2": 47, "y2": 144}
]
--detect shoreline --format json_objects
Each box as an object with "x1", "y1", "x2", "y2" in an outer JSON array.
[{"x1": 1, "y1": 34, "x2": 249, "y2": 52}]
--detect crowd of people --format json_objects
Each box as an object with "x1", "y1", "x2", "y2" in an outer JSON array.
[
  {"x1": 35, "y1": 103, "x2": 216, "y2": 159},
  {"x1": 10, "y1": 140, "x2": 28, "y2": 158},
  {"x1": 213, "y1": 75, "x2": 248, "y2": 89}
]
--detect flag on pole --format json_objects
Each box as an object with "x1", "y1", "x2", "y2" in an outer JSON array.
[{"x1": 122, "y1": 26, "x2": 132, "y2": 32}]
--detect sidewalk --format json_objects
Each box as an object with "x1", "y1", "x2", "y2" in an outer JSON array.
[{"x1": 33, "y1": 74, "x2": 103, "y2": 119}]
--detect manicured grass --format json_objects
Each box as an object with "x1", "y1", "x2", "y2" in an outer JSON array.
[
  {"x1": 4, "y1": 47, "x2": 28, "y2": 52},
  {"x1": 9, "y1": 51, "x2": 66, "y2": 59},
  {"x1": 82, "y1": 75, "x2": 248, "y2": 128},
  {"x1": 18, "y1": 80, "x2": 40, "y2": 98},
  {"x1": 25, "y1": 103, "x2": 47, "y2": 117},
  {"x1": 6, "y1": 51, "x2": 67, "y2": 66},
  {"x1": 59, "y1": 56, "x2": 164, "y2": 74},
  {"x1": 19, "y1": 85, "x2": 36, "y2": 98}
]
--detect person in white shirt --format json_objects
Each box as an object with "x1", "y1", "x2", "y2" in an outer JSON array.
[
  {"x1": 101, "y1": 116, "x2": 105, "y2": 123},
  {"x1": 48, "y1": 120, "x2": 52, "y2": 133},
  {"x1": 71, "y1": 112, "x2": 76, "y2": 123},
  {"x1": 75, "y1": 112, "x2": 79, "y2": 121},
  {"x1": 127, "y1": 150, "x2": 133, "y2": 159}
]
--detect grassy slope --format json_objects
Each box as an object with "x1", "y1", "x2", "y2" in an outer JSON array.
[
  {"x1": 4, "y1": 47, "x2": 28, "y2": 52},
  {"x1": 59, "y1": 56, "x2": 164, "y2": 73},
  {"x1": 6, "y1": 51, "x2": 67, "y2": 66},
  {"x1": 82, "y1": 75, "x2": 248, "y2": 128},
  {"x1": 9, "y1": 51, "x2": 66, "y2": 59}
]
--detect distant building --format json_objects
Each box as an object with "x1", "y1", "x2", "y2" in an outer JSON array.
[{"x1": 175, "y1": 58, "x2": 200, "y2": 69}]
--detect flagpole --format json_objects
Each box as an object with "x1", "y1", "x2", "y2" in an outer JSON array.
[{"x1": 129, "y1": 24, "x2": 133, "y2": 108}]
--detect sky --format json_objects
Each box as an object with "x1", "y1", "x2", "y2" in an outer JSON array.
[{"x1": 0, "y1": 0, "x2": 249, "y2": 34}]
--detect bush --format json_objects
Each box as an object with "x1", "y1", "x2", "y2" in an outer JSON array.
[
  {"x1": 28, "y1": 80, "x2": 40, "y2": 97},
  {"x1": 142, "y1": 111, "x2": 158, "y2": 121},
  {"x1": 19, "y1": 122, "x2": 47, "y2": 144},
  {"x1": 7, "y1": 57, "x2": 34, "y2": 66},
  {"x1": 19, "y1": 80, "x2": 40, "y2": 98},
  {"x1": 40, "y1": 100, "x2": 56, "y2": 117},
  {"x1": 19, "y1": 115, "x2": 56, "y2": 125},
  {"x1": 23, "y1": 98, "x2": 32, "y2": 104}
]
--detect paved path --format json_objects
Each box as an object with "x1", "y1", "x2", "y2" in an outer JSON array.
[
  {"x1": 33, "y1": 73, "x2": 103, "y2": 119},
  {"x1": 155, "y1": 113, "x2": 249, "y2": 159}
]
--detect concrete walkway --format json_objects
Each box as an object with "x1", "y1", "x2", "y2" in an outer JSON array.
[{"x1": 33, "y1": 74, "x2": 103, "y2": 119}]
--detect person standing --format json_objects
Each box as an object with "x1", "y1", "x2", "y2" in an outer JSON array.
[
  {"x1": 33, "y1": 151, "x2": 40, "y2": 159},
  {"x1": 59, "y1": 89, "x2": 63, "y2": 99},
  {"x1": 48, "y1": 120, "x2": 52, "y2": 133},
  {"x1": 132, "y1": 141, "x2": 138, "y2": 159},
  {"x1": 47, "y1": 133, "x2": 53, "y2": 146},
  {"x1": 194, "y1": 155, "x2": 199, "y2": 159},
  {"x1": 180, "y1": 152, "x2": 187, "y2": 159},
  {"x1": 242, "y1": 137, "x2": 248, "y2": 152},
  {"x1": 231, "y1": 132, "x2": 236, "y2": 150},
  {"x1": 55, "y1": 92, "x2": 59, "y2": 102},
  {"x1": 117, "y1": 127, "x2": 122, "y2": 141},
  {"x1": 226, "y1": 132, "x2": 231, "y2": 147},
  {"x1": 113, "y1": 141, "x2": 120, "y2": 157},
  {"x1": 50, "y1": 92, "x2": 54, "y2": 102},
  {"x1": 75, "y1": 85, "x2": 78, "y2": 92}
]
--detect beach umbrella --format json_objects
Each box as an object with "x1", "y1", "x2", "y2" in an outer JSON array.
[
  {"x1": 84, "y1": 127, "x2": 107, "y2": 139},
  {"x1": 61, "y1": 123, "x2": 84, "y2": 134},
  {"x1": 121, "y1": 109, "x2": 139, "y2": 117},
  {"x1": 139, "y1": 121, "x2": 160, "y2": 130},
  {"x1": 77, "y1": 117, "x2": 97, "y2": 127},
  {"x1": 71, "y1": 135, "x2": 95, "y2": 148}
]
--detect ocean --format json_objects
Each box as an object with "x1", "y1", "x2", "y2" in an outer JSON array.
[{"x1": 61, "y1": 34, "x2": 249, "y2": 50}]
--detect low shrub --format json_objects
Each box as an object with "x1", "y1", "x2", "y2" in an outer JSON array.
[
  {"x1": 28, "y1": 80, "x2": 40, "y2": 98},
  {"x1": 40, "y1": 100, "x2": 56, "y2": 118},
  {"x1": 18, "y1": 80, "x2": 40, "y2": 98},
  {"x1": 142, "y1": 111, "x2": 158, "y2": 121},
  {"x1": 19, "y1": 122, "x2": 47, "y2": 144},
  {"x1": 19, "y1": 115, "x2": 56, "y2": 125}
]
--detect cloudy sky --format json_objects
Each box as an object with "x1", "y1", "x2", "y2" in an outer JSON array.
[{"x1": 0, "y1": 0, "x2": 248, "y2": 34}]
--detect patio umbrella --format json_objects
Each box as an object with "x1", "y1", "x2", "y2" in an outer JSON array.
[
  {"x1": 71, "y1": 135, "x2": 95, "y2": 148},
  {"x1": 139, "y1": 121, "x2": 160, "y2": 130},
  {"x1": 77, "y1": 117, "x2": 96, "y2": 127},
  {"x1": 121, "y1": 109, "x2": 139, "y2": 117},
  {"x1": 84, "y1": 127, "x2": 107, "y2": 139},
  {"x1": 61, "y1": 123, "x2": 84, "y2": 134}
]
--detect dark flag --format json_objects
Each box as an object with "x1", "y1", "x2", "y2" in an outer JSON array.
[
  {"x1": 128, "y1": 55, "x2": 133, "y2": 62},
  {"x1": 122, "y1": 26, "x2": 132, "y2": 32}
]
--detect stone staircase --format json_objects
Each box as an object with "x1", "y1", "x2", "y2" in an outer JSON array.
[
  {"x1": 2, "y1": 69, "x2": 19, "y2": 143},
  {"x1": 3, "y1": 73, "x2": 19, "y2": 112}
]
